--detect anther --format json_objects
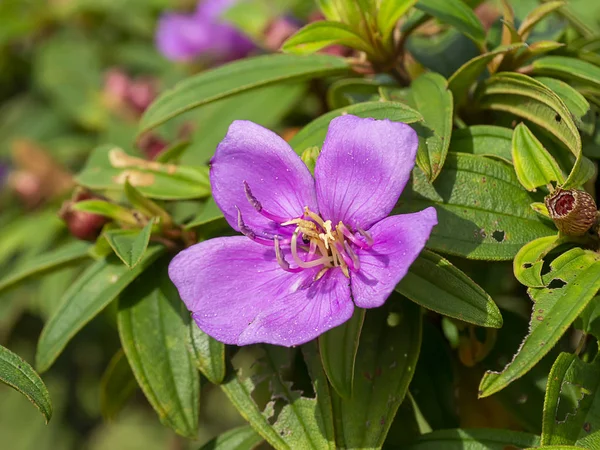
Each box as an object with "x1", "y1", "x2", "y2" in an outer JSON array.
[
  {"x1": 274, "y1": 236, "x2": 302, "y2": 273},
  {"x1": 236, "y1": 207, "x2": 273, "y2": 246},
  {"x1": 357, "y1": 227, "x2": 374, "y2": 247},
  {"x1": 338, "y1": 222, "x2": 370, "y2": 249},
  {"x1": 344, "y1": 241, "x2": 360, "y2": 272},
  {"x1": 243, "y1": 181, "x2": 289, "y2": 224}
]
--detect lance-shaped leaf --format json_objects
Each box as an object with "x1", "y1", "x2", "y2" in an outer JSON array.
[
  {"x1": 100, "y1": 349, "x2": 137, "y2": 421},
  {"x1": 199, "y1": 426, "x2": 263, "y2": 450},
  {"x1": 282, "y1": 21, "x2": 371, "y2": 55},
  {"x1": 104, "y1": 220, "x2": 155, "y2": 269},
  {"x1": 189, "y1": 324, "x2": 225, "y2": 385},
  {"x1": 117, "y1": 260, "x2": 200, "y2": 438},
  {"x1": 518, "y1": 1, "x2": 566, "y2": 41},
  {"x1": 326, "y1": 78, "x2": 383, "y2": 109},
  {"x1": 331, "y1": 297, "x2": 422, "y2": 448},
  {"x1": 139, "y1": 54, "x2": 350, "y2": 133},
  {"x1": 405, "y1": 72, "x2": 453, "y2": 181},
  {"x1": 290, "y1": 101, "x2": 423, "y2": 154},
  {"x1": 415, "y1": 0, "x2": 485, "y2": 46},
  {"x1": 450, "y1": 125, "x2": 513, "y2": 163},
  {"x1": 535, "y1": 77, "x2": 590, "y2": 124},
  {"x1": 319, "y1": 308, "x2": 365, "y2": 399},
  {"x1": 396, "y1": 249, "x2": 503, "y2": 327},
  {"x1": 396, "y1": 153, "x2": 555, "y2": 260},
  {"x1": 532, "y1": 56, "x2": 600, "y2": 90},
  {"x1": 405, "y1": 428, "x2": 541, "y2": 449},
  {"x1": 0, "y1": 241, "x2": 91, "y2": 295},
  {"x1": 512, "y1": 123, "x2": 565, "y2": 191},
  {"x1": 542, "y1": 353, "x2": 600, "y2": 446},
  {"x1": 513, "y1": 235, "x2": 558, "y2": 288},
  {"x1": 377, "y1": 0, "x2": 418, "y2": 41},
  {"x1": 184, "y1": 197, "x2": 225, "y2": 230},
  {"x1": 0, "y1": 345, "x2": 52, "y2": 423},
  {"x1": 36, "y1": 245, "x2": 164, "y2": 373},
  {"x1": 479, "y1": 247, "x2": 600, "y2": 397}
]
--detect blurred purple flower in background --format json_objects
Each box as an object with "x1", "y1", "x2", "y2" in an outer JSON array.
[
  {"x1": 169, "y1": 116, "x2": 437, "y2": 347},
  {"x1": 156, "y1": 0, "x2": 255, "y2": 63}
]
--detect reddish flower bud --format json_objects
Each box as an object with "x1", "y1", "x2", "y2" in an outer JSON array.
[
  {"x1": 545, "y1": 189, "x2": 597, "y2": 236},
  {"x1": 59, "y1": 191, "x2": 109, "y2": 241}
]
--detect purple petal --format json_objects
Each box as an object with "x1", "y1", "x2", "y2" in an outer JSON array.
[
  {"x1": 195, "y1": 0, "x2": 237, "y2": 20},
  {"x1": 155, "y1": 13, "x2": 211, "y2": 62},
  {"x1": 211, "y1": 121, "x2": 318, "y2": 238},
  {"x1": 168, "y1": 237, "x2": 353, "y2": 346},
  {"x1": 351, "y1": 208, "x2": 437, "y2": 308},
  {"x1": 315, "y1": 115, "x2": 419, "y2": 231}
]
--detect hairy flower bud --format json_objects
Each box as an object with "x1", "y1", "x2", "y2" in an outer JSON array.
[
  {"x1": 59, "y1": 191, "x2": 109, "y2": 241},
  {"x1": 545, "y1": 189, "x2": 597, "y2": 236}
]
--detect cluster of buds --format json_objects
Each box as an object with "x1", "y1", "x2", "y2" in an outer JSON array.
[{"x1": 545, "y1": 189, "x2": 598, "y2": 236}]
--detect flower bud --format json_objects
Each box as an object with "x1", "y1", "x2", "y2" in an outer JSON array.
[
  {"x1": 545, "y1": 189, "x2": 597, "y2": 236},
  {"x1": 59, "y1": 191, "x2": 109, "y2": 241}
]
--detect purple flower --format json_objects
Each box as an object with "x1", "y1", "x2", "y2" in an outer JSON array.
[
  {"x1": 169, "y1": 116, "x2": 437, "y2": 347},
  {"x1": 155, "y1": 0, "x2": 255, "y2": 63}
]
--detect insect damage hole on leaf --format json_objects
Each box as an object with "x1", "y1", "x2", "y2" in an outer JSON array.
[
  {"x1": 547, "y1": 278, "x2": 567, "y2": 289},
  {"x1": 492, "y1": 230, "x2": 506, "y2": 242},
  {"x1": 555, "y1": 381, "x2": 589, "y2": 423}
]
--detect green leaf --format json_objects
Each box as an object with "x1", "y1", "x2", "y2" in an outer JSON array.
[
  {"x1": 100, "y1": 349, "x2": 137, "y2": 421},
  {"x1": 184, "y1": 197, "x2": 225, "y2": 230},
  {"x1": 0, "y1": 241, "x2": 90, "y2": 295},
  {"x1": 189, "y1": 324, "x2": 225, "y2": 385},
  {"x1": 318, "y1": 309, "x2": 365, "y2": 399},
  {"x1": 198, "y1": 426, "x2": 263, "y2": 450},
  {"x1": 139, "y1": 54, "x2": 350, "y2": 133},
  {"x1": 448, "y1": 44, "x2": 527, "y2": 106},
  {"x1": 449, "y1": 125, "x2": 513, "y2": 163},
  {"x1": 415, "y1": 0, "x2": 485, "y2": 45},
  {"x1": 35, "y1": 245, "x2": 164, "y2": 373},
  {"x1": 405, "y1": 428, "x2": 540, "y2": 449},
  {"x1": 542, "y1": 353, "x2": 600, "y2": 446},
  {"x1": 332, "y1": 297, "x2": 422, "y2": 448},
  {"x1": 282, "y1": 21, "x2": 371, "y2": 55},
  {"x1": 396, "y1": 153, "x2": 555, "y2": 260},
  {"x1": 533, "y1": 56, "x2": 600, "y2": 90},
  {"x1": 0, "y1": 345, "x2": 52, "y2": 423},
  {"x1": 574, "y1": 296, "x2": 600, "y2": 339},
  {"x1": 535, "y1": 77, "x2": 590, "y2": 124},
  {"x1": 73, "y1": 200, "x2": 138, "y2": 225},
  {"x1": 326, "y1": 78, "x2": 383, "y2": 109},
  {"x1": 512, "y1": 123, "x2": 565, "y2": 191},
  {"x1": 290, "y1": 101, "x2": 423, "y2": 154},
  {"x1": 518, "y1": 1, "x2": 566, "y2": 40},
  {"x1": 479, "y1": 247, "x2": 600, "y2": 397},
  {"x1": 76, "y1": 145, "x2": 210, "y2": 200},
  {"x1": 104, "y1": 220, "x2": 154, "y2": 269},
  {"x1": 396, "y1": 249, "x2": 503, "y2": 327},
  {"x1": 406, "y1": 72, "x2": 454, "y2": 181},
  {"x1": 377, "y1": 0, "x2": 418, "y2": 41},
  {"x1": 123, "y1": 180, "x2": 172, "y2": 226},
  {"x1": 513, "y1": 235, "x2": 558, "y2": 288},
  {"x1": 117, "y1": 260, "x2": 200, "y2": 438}
]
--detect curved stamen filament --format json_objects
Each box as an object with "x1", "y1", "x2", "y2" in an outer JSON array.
[
  {"x1": 274, "y1": 236, "x2": 302, "y2": 273},
  {"x1": 291, "y1": 230, "x2": 332, "y2": 268},
  {"x1": 358, "y1": 227, "x2": 374, "y2": 247},
  {"x1": 338, "y1": 222, "x2": 370, "y2": 249},
  {"x1": 243, "y1": 181, "x2": 289, "y2": 224},
  {"x1": 236, "y1": 207, "x2": 273, "y2": 246},
  {"x1": 344, "y1": 241, "x2": 360, "y2": 272}
]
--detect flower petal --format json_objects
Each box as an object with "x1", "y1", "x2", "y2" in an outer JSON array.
[
  {"x1": 155, "y1": 13, "x2": 211, "y2": 62},
  {"x1": 168, "y1": 236, "x2": 352, "y2": 346},
  {"x1": 351, "y1": 208, "x2": 437, "y2": 308},
  {"x1": 315, "y1": 115, "x2": 419, "y2": 231},
  {"x1": 211, "y1": 121, "x2": 318, "y2": 238},
  {"x1": 238, "y1": 268, "x2": 354, "y2": 346}
]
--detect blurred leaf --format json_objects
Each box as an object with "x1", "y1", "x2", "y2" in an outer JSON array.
[
  {"x1": 319, "y1": 309, "x2": 365, "y2": 399},
  {"x1": 404, "y1": 428, "x2": 540, "y2": 449},
  {"x1": 479, "y1": 248, "x2": 600, "y2": 397},
  {"x1": 326, "y1": 78, "x2": 383, "y2": 109},
  {"x1": 518, "y1": 1, "x2": 566, "y2": 40},
  {"x1": 448, "y1": 44, "x2": 526, "y2": 106},
  {"x1": 331, "y1": 297, "x2": 421, "y2": 448},
  {"x1": 282, "y1": 21, "x2": 371, "y2": 55},
  {"x1": 184, "y1": 197, "x2": 225, "y2": 230},
  {"x1": 290, "y1": 101, "x2": 423, "y2": 154},
  {"x1": 189, "y1": 324, "x2": 225, "y2": 385},
  {"x1": 415, "y1": 0, "x2": 485, "y2": 45},
  {"x1": 378, "y1": 0, "x2": 418, "y2": 41},
  {"x1": 396, "y1": 249, "x2": 503, "y2": 327},
  {"x1": 0, "y1": 241, "x2": 90, "y2": 295},
  {"x1": 73, "y1": 200, "x2": 138, "y2": 224},
  {"x1": 198, "y1": 426, "x2": 263, "y2": 450},
  {"x1": 0, "y1": 345, "x2": 52, "y2": 424},
  {"x1": 513, "y1": 235, "x2": 558, "y2": 288},
  {"x1": 512, "y1": 123, "x2": 565, "y2": 191},
  {"x1": 104, "y1": 220, "x2": 154, "y2": 269},
  {"x1": 36, "y1": 245, "x2": 164, "y2": 373},
  {"x1": 76, "y1": 145, "x2": 210, "y2": 200},
  {"x1": 123, "y1": 180, "x2": 171, "y2": 226},
  {"x1": 450, "y1": 125, "x2": 513, "y2": 163},
  {"x1": 139, "y1": 54, "x2": 350, "y2": 133},
  {"x1": 396, "y1": 153, "x2": 555, "y2": 260},
  {"x1": 532, "y1": 56, "x2": 600, "y2": 90},
  {"x1": 542, "y1": 353, "x2": 600, "y2": 446},
  {"x1": 574, "y1": 296, "x2": 600, "y2": 339},
  {"x1": 100, "y1": 349, "x2": 137, "y2": 421},
  {"x1": 405, "y1": 73, "x2": 453, "y2": 181},
  {"x1": 118, "y1": 260, "x2": 200, "y2": 438}
]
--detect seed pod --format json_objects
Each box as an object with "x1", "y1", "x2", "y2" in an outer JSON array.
[{"x1": 545, "y1": 189, "x2": 597, "y2": 236}]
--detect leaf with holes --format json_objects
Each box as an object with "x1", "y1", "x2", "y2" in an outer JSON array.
[
  {"x1": 513, "y1": 235, "x2": 558, "y2": 288},
  {"x1": 449, "y1": 125, "x2": 513, "y2": 163},
  {"x1": 396, "y1": 153, "x2": 555, "y2": 260},
  {"x1": 319, "y1": 309, "x2": 365, "y2": 399},
  {"x1": 542, "y1": 352, "x2": 600, "y2": 446},
  {"x1": 396, "y1": 249, "x2": 502, "y2": 327},
  {"x1": 189, "y1": 324, "x2": 225, "y2": 384},
  {"x1": 117, "y1": 259, "x2": 200, "y2": 438},
  {"x1": 139, "y1": 54, "x2": 350, "y2": 133},
  {"x1": 330, "y1": 296, "x2": 422, "y2": 448},
  {"x1": 512, "y1": 123, "x2": 565, "y2": 191},
  {"x1": 532, "y1": 56, "x2": 600, "y2": 90},
  {"x1": 479, "y1": 247, "x2": 600, "y2": 397}
]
